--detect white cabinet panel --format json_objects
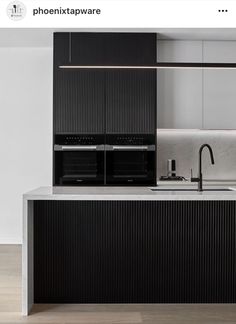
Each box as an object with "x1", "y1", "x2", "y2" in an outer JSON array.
[
  {"x1": 157, "y1": 40, "x2": 203, "y2": 128},
  {"x1": 157, "y1": 40, "x2": 202, "y2": 62},
  {"x1": 157, "y1": 70, "x2": 202, "y2": 128},
  {"x1": 203, "y1": 70, "x2": 236, "y2": 129},
  {"x1": 203, "y1": 41, "x2": 236, "y2": 129},
  {"x1": 203, "y1": 41, "x2": 236, "y2": 62}
]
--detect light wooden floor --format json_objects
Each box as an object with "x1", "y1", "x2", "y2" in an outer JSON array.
[{"x1": 1, "y1": 245, "x2": 236, "y2": 323}]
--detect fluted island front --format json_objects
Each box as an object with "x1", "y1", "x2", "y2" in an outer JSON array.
[{"x1": 23, "y1": 186, "x2": 236, "y2": 315}]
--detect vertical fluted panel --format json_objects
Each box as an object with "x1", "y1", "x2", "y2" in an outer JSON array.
[
  {"x1": 106, "y1": 70, "x2": 156, "y2": 134},
  {"x1": 34, "y1": 200, "x2": 236, "y2": 303},
  {"x1": 53, "y1": 33, "x2": 157, "y2": 135},
  {"x1": 54, "y1": 70, "x2": 105, "y2": 134}
]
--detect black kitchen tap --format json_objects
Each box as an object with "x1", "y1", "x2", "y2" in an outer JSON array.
[{"x1": 191, "y1": 144, "x2": 215, "y2": 192}]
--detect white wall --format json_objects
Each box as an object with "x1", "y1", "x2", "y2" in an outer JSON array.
[{"x1": 0, "y1": 47, "x2": 53, "y2": 243}]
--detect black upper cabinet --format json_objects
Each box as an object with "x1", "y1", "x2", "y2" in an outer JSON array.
[
  {"x1": 54, "y1": 32, "x2": 156, "y2": 66},
  {"x1": 71, "y1": 33, "x2": 106, "y2": 65},
  {"x1": 54, "y1": 33, "x2": 106, "y2": 134},
  {"x1": 106, "y1": 70, "x2": 156, "y2": 134},
  {"x1": 54, "y1": 70, "x2": 105, "y2": 134},
  {"x1": 105, "y1": 33, "x2": 156, "y2": 65},
  {"x1": 53, "y1": 32, "x2": 157, "y2": 135},
  {"x1": 71, "y1": 33, "x2": 157, "y2": 66},
  {"x1": 54, "y1": 33, "x2": 70, "y2": 66}
]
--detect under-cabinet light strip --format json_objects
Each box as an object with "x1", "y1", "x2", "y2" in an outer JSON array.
[{"x1": 59, "y1": 63, "x2": 236, "y2": 70}]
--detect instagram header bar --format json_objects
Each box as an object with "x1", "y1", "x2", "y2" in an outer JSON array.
[{"x1": 1, "y1": 0, "x2": 236, "y2": 28}]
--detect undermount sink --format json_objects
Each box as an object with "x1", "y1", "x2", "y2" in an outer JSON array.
[{"x1": 150, "y1": 188, "x2": 234, "y2": 192}]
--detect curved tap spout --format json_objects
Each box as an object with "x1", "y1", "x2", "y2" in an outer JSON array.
[
  {"x1": 199, "y1": 144, "x2": 215, "y2": 165},
  {"x1": 191, "y1": 143, "x2": 215, "y2": 192}
]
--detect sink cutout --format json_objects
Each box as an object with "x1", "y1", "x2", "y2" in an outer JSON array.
[{"x1": 150, "y1": 188, "x2": 233, "y2": 192}]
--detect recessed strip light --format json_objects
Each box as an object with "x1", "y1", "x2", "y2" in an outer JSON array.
[{"x1": 59, "y1": 63, "x2": 236, "y2": 70}]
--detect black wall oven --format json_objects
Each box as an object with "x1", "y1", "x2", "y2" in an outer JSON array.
[
  {"x1": 54, "y1": 135, "x2": 104, "y2": 186},
  {"x1": 54, "y1": 134, "x2": 156, "y2": 186},
  {"x1": 106, "y1": 135, "x2": 156, "y2": 186}
]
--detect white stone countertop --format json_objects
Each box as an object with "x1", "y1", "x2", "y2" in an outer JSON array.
[
  {"x1": 157, "y1": 180, "x2": 236, "y2": 186},
  {"x1": 23, "y1": 185, "x2": 236, "y2": 201}
]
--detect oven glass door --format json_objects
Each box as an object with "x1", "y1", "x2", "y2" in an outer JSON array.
[
  {"x1": 54, "y1": 149, "x2": 104, "y2": 185},
  {"x1": 106, "y1": 149, "x2": 155, "y2": 185}
]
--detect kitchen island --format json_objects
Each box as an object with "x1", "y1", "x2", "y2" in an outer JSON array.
[{"x1": 23, "y1": 186, "x2": 236, "y2": 315}]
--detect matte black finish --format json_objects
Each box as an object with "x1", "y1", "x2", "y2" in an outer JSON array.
[
  {"x1": 70, "y1": 33, "x2": 157, "y2": 66},
  {"x1": 54, "y1": 33, "x2": 70, "y2": 66},
  {"x1": 53, "y1": 70, "x2": 105, "y2": 134},
  {"x1": 34, "y1": 200, "x2": 236, "y2": 303},
  {"x1": 53, "y1": 69, "x2": 156, "y2": 135},
  {"x1": 53, "y1": 32, "x2": 157, "y2": 135},
  {"x1": 106, "y1": 70, "x2": 156, "y2": 134},
  {"x1": 53, "y1": 32, "x2": 157, "y2": 186},
  {"x1": 191, "y1": 144, "x2": 215, "y2": 191}
]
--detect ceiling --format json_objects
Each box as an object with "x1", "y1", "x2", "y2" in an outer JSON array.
[{"x1": 1, "y1": 28, "x2": 236, "y2": 47}]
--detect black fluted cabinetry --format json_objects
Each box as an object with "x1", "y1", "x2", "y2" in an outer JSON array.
[
  {"x1": 106, "y1": 70, "x2": 156, "y2": 134},
  {"x1": 34, "y1": 200, "x2": 236, "y2": 303},
  {"x1": 53, "y1": 32, "x2": 157, "y2": 134},
  {"x1": 53, "y1": 70, "x2": 105, "y2": 134}
]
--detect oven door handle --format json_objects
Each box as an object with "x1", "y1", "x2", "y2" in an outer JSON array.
[
  {"x1": 106, "y1": 145, "x2": 155, "y2": 151},
  {"x1": 54, "y1": 145, "x2": 104, "y2": 151}
]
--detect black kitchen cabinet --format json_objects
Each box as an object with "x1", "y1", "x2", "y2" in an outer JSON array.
[
  {"x1": 54, "y1": 32, "x2": 156, "y2": 66},
  {"x1": 53, "y1": 32, "x2": 157, "y2": 135},
  {"x1": 53, "y1": 70, "x2": 156, "y2": 134},
  {"x1": 70, "y1": 33, "x2": 106, "y2": 65},
  {"x1": 34, "y1": 200, "x2": 236, "y2": 303},
  {"x1": 54, "y1": 33, "x2": 70, "y2": 66},
  {"x1": 70, "y1": 33, "x2": 157, "y2": 66},
  {"x1": 54, "y1": 33, "x2": 106, "y2": 134},
  {"x1": 106, "y1": 70, "x2": 156, "y2": 134},
  {"x1": 53, "y1": 70, "x2": 105, "y2": 134},
  {"x1": 54, "y1": 69, "x2": 156, "y2": 134}
]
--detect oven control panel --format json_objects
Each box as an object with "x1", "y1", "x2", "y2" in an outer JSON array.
[
  {"x1": 55, "y1": 134, "x2": 104, "y2": 145},
  {"x1": 55, "y1": 134, "x2": 155, "y2": 145},
  {"x1": 106, "y1": 134, "x2": 155, "y2": 145},
  {"x1": 113, "y1": 136, "x2": 145, "y2": 145}
]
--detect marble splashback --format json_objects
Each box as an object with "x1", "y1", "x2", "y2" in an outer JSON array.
[{"x1": 157, "y1": 129, "x2": 236, "y2": 181}]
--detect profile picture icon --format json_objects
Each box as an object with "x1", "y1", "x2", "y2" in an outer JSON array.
[{"x1": 7, "y1": 1, "x2": 26, "y2": 21}]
